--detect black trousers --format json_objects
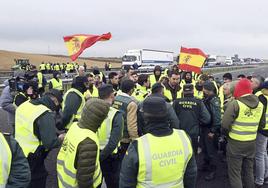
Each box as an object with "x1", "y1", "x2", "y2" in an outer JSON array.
[{"x1": 100, "y1": 154, "x2": 121, "y2": 188}]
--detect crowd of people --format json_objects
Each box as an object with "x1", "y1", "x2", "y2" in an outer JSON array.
[{"x1": 0, "y1": 63, "x2": 268, "y2": 188}]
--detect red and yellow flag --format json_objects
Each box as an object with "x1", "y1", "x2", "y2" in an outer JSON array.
[
  {"x1": 63, "y1": 32, "x2": 112, "y2": 61},
  {"x1": 178, "y1": 47, "x2": 207, "y2": 73}
]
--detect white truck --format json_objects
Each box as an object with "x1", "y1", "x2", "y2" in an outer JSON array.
[{"x1": 122, "y1": 49, "x2": 174, "y2": 70}]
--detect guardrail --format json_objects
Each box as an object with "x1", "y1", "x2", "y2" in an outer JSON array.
[{"x1": 0, "y1": 64, "x2": 261, "y2": 94}]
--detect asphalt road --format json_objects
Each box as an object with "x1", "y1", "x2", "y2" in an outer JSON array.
[{"x1": 1, "y1": 65, "x2": 268, "y2": 188}]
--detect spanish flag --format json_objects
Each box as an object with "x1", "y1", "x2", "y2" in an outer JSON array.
[
  {"x1": 178, "y1": 47, "x2": 207, "y2": 73},
  {"x1": 63, "y1": 32, "x2": 112, "y2": 61}
]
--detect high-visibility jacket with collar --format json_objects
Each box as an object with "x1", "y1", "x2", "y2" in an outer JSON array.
[
  {"x1": 15, "y1": 101, "x2": 49, "y2": 157},
  {"x1": 62, "y1": 88, "x2": 85, "y2": 129},
  {"x1": 37, "y1": 72, "x2": 43, "y2": 88},
  {"x1": 229, "y1": 100, "x2": 263, "y2": 141},
  {"x1": 39, "y1": 64, "x2": 46, "y2": 71},
  {"x1": 84, "y1": 86, "x2": 99, "y2": 100},
  {"x1": 50, "y1": 78, "x2": 63, "y2": 91},
  {"x1": 0, "y1": 132, "x2": 12, "y2": 187},
  {"x1": 163, "y1": 86, "x2": 182, "y2": 102},
  {"x1": 57, "y1": 122, "x2": 102, "y2": 188},
  {"x1": 136, "y1": 129, "x2": 193, "y2": 188},
  {"x1": 133, "y1": 84, "x2": 150, "y2": 102},
  {"x1": 97, "y1": 107, "x2": 120, "y2": 153}
]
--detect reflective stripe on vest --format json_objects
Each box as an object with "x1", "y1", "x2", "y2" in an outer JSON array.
[
  {"x1": 15, "y1": 101, "x2": 49, "y2": 157},
  {"x1": 229, "y1": 100, "x2": 263, "y2": 141},
  {"x1": 0, "y1": 133, "x2": 12, "y2": 187},
  {"x1": 62, "y1": 88, "x2": 85, "y2": 129},
  {"x1": 137, "y1": 129, "x2": 193, "y2": 188},
  {"x1": 97, "y1": 107, "x2": 119, "y2": 153},
  {"x1": 57, "y1": 122, "x2": 102, "y2": 188},
  {"x1": 50, "y1": 78, "x2": 63, "y2": 90}
]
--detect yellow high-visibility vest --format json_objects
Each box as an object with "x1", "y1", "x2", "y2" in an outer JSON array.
[
  {"x1": 54, "y1": 65, "x2": 60, "y2": 71},
  {"x1": 37, "y1": 72, "x2": 43, "y2": 88},
  {"x1": 163, "y1": 87, "x2": 182, "y2": 102},
  {"x1": 133, "y1": 84, "x2": 150, "y2": 102},
  {"x1": 15, "y1": 101, "x2": 49, "y2": 157},
  {"x1": 0, "y1": 132, "x2": 12, "y2": 187},
  {"x1": 46, "y1": 64, "x2": 51, "y2": 70},
  {"x1": 149, "y1": 74, "x2": 164, "y2": 86},
  {"x1": 97, "y1": 107, "x2": 120, "y2": 153},
  {"x1": 137, "y1": 129, "x2": 192, "y2": 188},
  {"x1": 39, "y1": 64, "x2": 46, "y2": 71},
  {"x1": 62, "y1": 88, "x2": 85, "y2": 129},
  {"x1": 84, "y1": 86, "x2": 99, "y2": 100},
  {"x1": 57, "y1": 122, "x2": 102, "y2": 188},
  {"x1": 229, "y1": 100, "x2": 263, "y2": 141},
  {"x1": 49, "y1": 78, "x2": 63, "y2": 91}
]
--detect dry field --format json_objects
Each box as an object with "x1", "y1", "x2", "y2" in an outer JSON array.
[{"x1": 0, "y1": 50, "x2": 121, "y2": 71}]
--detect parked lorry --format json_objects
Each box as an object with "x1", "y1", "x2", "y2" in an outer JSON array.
[{"x1": 122, "y1": 49, "x2": 174, "y2": 69}]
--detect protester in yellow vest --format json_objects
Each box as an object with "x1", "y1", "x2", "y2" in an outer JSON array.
[
  {"x1": 97, "y1": 84, "x2": 124, "y2": 188},
  {"x1": 84, "y1": 73, "x2": 99, "y2": 100},
  {"x1": 133, "y1": 74, "x2": 151, "y2": 102},
  {"x1": 39, "y1": 62, "x2": 46, "y2": 74},
  {"x1": 149, "y1": 65, "x2": 163, "y2": 86},
  {"x1": 49, "y1": 71, "x2": 63, "y2": 92},
  {"x1": 57, "y1": 99, "x2": 109, "y2": 188},
  {"x1": 0, "y1": 131, "x2": 31, "y2": 188},
  {"x1": 222, "y1": 79, "x2": 265, "y2": 188},
  {"x1": 62, "y1": 76, "x2": 87, "y2": 129},
  {"x1": 54, "y1": 63, "x2": 61, "y2": 71},
  {"x1": 120, "y1": 96, "x2": 197, "y2": 187},
  {"x1": 163, "y1": 70, "x2": 182, "y2": 102},
  {"x1": 15, "y1": 89, "x2": 64, "y2": 188}
]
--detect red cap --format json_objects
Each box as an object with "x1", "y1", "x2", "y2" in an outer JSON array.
[{"x1": 233, "y1": 78, "x2": 252, "y2": 99}]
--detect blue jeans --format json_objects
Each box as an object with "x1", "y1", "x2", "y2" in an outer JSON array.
[{"x1": 255, "y1": 133, "x2": 268, "y2": 185}]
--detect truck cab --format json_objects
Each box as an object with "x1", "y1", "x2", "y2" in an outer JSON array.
[{"x1": 122, "y1": 49, "x2": 142, "y2": 67}]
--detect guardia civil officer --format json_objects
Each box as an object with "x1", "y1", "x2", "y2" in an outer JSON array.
[
  {"x1": 98, "y1": 84, "x2": 124, "y2": 188},
  {"x1": 120, "y1": 96, "x2": 197, "y2": 188},
  {"x1": 173, "y1": 84, "x2": 211, "y2": 155}
]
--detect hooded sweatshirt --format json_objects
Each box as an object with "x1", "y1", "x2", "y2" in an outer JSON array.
[{"x1": 74, "y1": 99, "x2": 110, "y2": 188}]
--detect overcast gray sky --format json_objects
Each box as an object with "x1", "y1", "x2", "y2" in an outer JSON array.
[{"x1": 1, "y1": 0, "x2": 268, "y2": 58}]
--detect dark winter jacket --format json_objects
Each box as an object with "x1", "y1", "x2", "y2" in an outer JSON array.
[
  {"x1": 4, "y1": 133, "x2": 31, "y2": 188},
  {"x1": 137, "y1": 93, "x2": 180, "y2": 135},
  {"x1": 74, "y1": 99, "x2": 110, "y2": 188},
  {"x1": 62, "y1": 92, "x2": 82, "y2": 129},
  {"x1": 31, "y1": 96, "x2": 61, "y2": 150},
  {"x1": 202, "y1": 95, "x2": 221, "y2": 133},
  {"x1": 173, "y1": 96, "x2": 211, "y2": 138}
]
